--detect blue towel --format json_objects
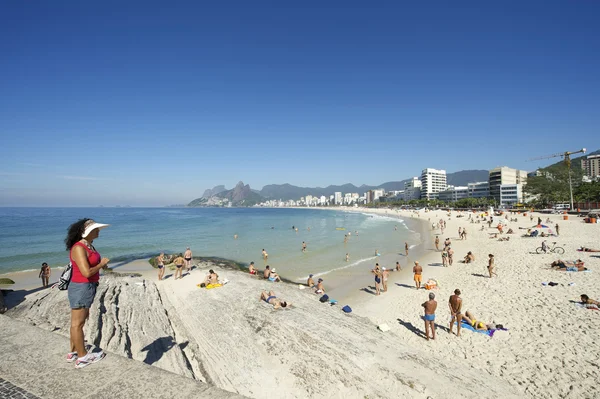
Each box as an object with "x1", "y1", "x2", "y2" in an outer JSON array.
[{"x1": 455, "y1": 321, "x2": 495, "y2": 337}]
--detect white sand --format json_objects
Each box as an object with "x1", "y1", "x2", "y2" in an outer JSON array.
[{"x1": 346, "y1": 207, "x2": 600, "y2": 398}]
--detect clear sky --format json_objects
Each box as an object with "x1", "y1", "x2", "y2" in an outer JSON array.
[{"x1": 1, "y1": 1, "x2": 598, "y2": 206}]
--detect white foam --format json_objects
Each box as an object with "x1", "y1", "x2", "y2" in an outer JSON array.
[{"x1": 297, "y1": 256, "x2": 378, "y2": 281}]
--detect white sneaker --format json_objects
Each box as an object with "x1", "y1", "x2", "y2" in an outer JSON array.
[{"x1": 75, "y1": 351, "x2": 106, "y2": 368}]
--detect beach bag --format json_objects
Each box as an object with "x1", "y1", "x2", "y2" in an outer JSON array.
[
  {"x1": 319, "y1": 294, "x2": 329, "y2": 303},
  {"x1": 342, "y1": 305, "x2": 352, "y2": 313},
  {"x1": 57, "y1": 262, "x2": 73, "y2": 290}
]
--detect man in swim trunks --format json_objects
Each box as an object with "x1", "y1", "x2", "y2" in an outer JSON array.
[
  {"x1": 260, "y1": 291, "x2": 290, "y2": 309},
  {"x1": 447, "y1": 247, "x2": 454, "y2": 266},
  {"x1": 413, "y1": 261, "x2": 423, "y2": 289},
  {"x1": 173, "y1": 255, "x2": 185, "y2": 279},
  {"x1": 422, "y1": 292, "x2": 437, "y2": 340},
  {"x1": 248, "y1": 261, "x2": 257, "y2": 275},
  {"x1": 302, "y1": 241, "x2": 307, "y2": 252},
  {"x1": 263, "y1": 265, "x2": 270, "y2": 279},
  {"x1": 449, "y1": 289, "x2": 462, "y2": 336},
  {"x1": 184, "y1": 247, "x2": 193, "y2": 272}
]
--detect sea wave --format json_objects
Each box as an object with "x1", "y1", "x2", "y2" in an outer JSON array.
[{"x1": 296, "y1": 256, "x2": 378, "y2": 281}]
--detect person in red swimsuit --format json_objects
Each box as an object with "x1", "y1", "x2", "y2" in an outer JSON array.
[{"x1": 65, "y1": 218, "x2": 110, "y2": 368}]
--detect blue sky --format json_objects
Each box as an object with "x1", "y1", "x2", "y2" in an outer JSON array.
[{"x1": 1, "y1": 1, "x2": 598, "y2": 206}]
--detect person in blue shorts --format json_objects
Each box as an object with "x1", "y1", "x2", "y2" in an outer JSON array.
[{"x1": 422, "y1": 292, "x2": 437, "y2": 341}]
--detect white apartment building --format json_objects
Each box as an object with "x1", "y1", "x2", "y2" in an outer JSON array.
[
  {"x1": 467, "y1": 181, "x2": 490, "y2": 198},
  {"x1": 582, "y1": 155, "x2": 600, "y2": 179},
  {"x1": 489, "y1": 167, "x2": 527, "y2": 204},
  {"x1": 420, "y1": 168, "x2": 447, "y2": 200},
  {"x1": 499, "y1": 184, "x2": 522, "y2": 207},
  {"x1": 334, "y1": 192, "x2": 342, "y2": 205},
  {"x1": 319, "y1": 196, "x2": 327, "y2": 205},
  {"x1": 403, "y1": 177, "x2": 422, "y2": 201}
]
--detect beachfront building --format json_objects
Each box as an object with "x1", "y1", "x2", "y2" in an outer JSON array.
[
  {"x1": 334, "y1": 192, "x2": 342, "y2": 205},
  {"x1": 489, "y1": 167, "x2": 527, "y2": 204},
  {"x1": 319, "y1": 195, "x2": 328, "y2": 205},
  {"x1": 438, "y1": 186, "x2": 469, "y2": 202},
  {"x1": 582, "y1": 154, "x2": 600, "y2": 180},
  {"x1": 403, "y1": 177, "x2": 421, "y2": 201},
  {"x1": 499, "y1": 184, "x2": 523, "y2": 207},
  {"x1": 467, "y1": 181, "x2": 490, "y2": 198},
  {"x1": 420, "y1": 168, "x2": 447, "y2": 200}
]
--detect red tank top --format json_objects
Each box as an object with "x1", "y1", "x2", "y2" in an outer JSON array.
[{"x1": 69, "y1": 241, "x2": 101, "y2": 283}]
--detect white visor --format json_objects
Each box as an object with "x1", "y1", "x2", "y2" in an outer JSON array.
[{"x1": 82, "y1": 219, "x2": 110, "y2": 238}]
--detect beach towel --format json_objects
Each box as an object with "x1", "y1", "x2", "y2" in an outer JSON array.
[
  {"x1": 575, "y1": 303, "x2": 600, "y2": 311},
  {"x1": 455, "y1": 321, "x2": 505, "y2": 337},
  {"x1": 205, "y1": 283, "x2": 222, "y2": 289}
]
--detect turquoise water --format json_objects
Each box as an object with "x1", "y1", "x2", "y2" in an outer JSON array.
[{"x1": 0, "y1": 208, "x2": 421, "y2": 281}]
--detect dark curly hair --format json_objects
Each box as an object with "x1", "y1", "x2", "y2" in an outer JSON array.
[{"x1": 65, "y1": 218, "x2": 91, "y2": 250}]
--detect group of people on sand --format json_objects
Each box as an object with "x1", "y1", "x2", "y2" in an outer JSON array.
[
  {"x1": 156, "y1": 247, "x2": 194, "y2": 281},
  {"x1": 421, "y1": 288, "x2": 503, "y2": 340}
]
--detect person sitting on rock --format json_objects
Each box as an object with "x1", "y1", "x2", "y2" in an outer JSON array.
[{"x1": 260, "y1": 291, "x2": 290, "y2": 309}]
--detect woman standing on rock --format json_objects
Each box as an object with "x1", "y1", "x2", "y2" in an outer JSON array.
[{"x1": 65, "y1": 218, "x2": 110, "y2": 368}]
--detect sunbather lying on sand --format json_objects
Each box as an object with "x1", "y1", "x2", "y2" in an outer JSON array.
[
  {"x1": 580, "y1": 294, "x2": 600, "y2": 309},
  {"x1": 260, "y1": 291, "x2": 290, "y2": 309},
  {"x1": 578, "y1": 247, "x2": 600, "y2": 252},
  {"x1": 551, "y1": 260, "x2": 586, "y2": 271},
  {"x1": 461, "y1": 311, "x2": 503, "y2": 331}
]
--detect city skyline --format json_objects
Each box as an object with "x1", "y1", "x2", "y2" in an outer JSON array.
[{"x1": 1, "y1": 2, "x2": 598, "y2": 206}]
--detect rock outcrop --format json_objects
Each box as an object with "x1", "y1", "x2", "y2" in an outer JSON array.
[
  {"x1": 7, "y1": 266, "x2": 519, "y2": 398},
  {"x1": 202, "y1": 185, "x2": 227, "y2": 199}
]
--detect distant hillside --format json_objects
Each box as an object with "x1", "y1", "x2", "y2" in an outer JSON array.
[
  {"x1": 258, "y1": 169, "x2": 490, "y2": 200},
  {"x1": 189, "y1": 181, "x2": 264, "y2": 207}
]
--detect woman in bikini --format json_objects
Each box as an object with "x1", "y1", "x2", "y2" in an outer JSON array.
[
  {"x1": 260, "y1": 291, "x2": 290, "y2": 309},
  {"x1": 157, "y1": 252, "x2": 165, "y2": 281},
  {"x1": 371, "y1": 264, "x2": 382, "y2": 295},
  {"x1": 488, "y1": 254, "x2": 497, "y2": 278}
]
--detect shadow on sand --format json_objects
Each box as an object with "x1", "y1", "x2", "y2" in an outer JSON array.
[
  {"x1": 395, "y1": 283, "x2": 416, "y2": 289},
  {"x1": 2, "y1": 285, "x2": 51, "y2": 310},
  {"x1": 360, "y1": 287, "x2": 378, "y2": 296},
  {"x1": 471, "y1": 273, "x2": 488, "y2": 278},
  {"x1": 141, "y1": 336, "x2": 189, "y2": 365},
  {"x1": 428, "y1": 263, "x2": 443, "y2": 267},
  {"x1": 397, "y1": 318, "x2": 426, "y2": 339}
]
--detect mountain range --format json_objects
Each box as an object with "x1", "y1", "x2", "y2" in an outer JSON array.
[{"x1": 189, "y1": 169, "x2": 490, "y2": 206}]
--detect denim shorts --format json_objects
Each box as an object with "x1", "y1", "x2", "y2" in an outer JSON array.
[{"x1": 68, "y1": 282, "x2": 98, "y2": 309}]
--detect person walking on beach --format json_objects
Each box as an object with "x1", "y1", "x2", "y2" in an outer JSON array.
[
  {"x1": 382, "y1": 267, "x2": 390, "y2": 292},
  {"x1": 302, "y1": 241, "x2": 307, "y2": 252},
  {"x1": 157, "y1": 252, "x2": 165, "y2": 281},
  {"x1": 413, "y1": 261, "x2": 423, "y2": 289},
  {"x1": 441, "y1": 249, "x2": 448, "y2": 267},
  {"x1": 462, "y1": 228, "x2": 467, "y2": 240},
  {"x1": 184, "y1": 247, "x2": 193, "y2": 272},
  {"x1": 488, "y1": 254, "x2": 497, "y2": 278},
  {"x1": 447, "y1": 247, "x2": 454, "y2": 266},
  {"x1": 39, "y1": 262, "x2": 51, "y2": 288},
  {"x1": 435, "y1": 236, "x2": 440, "y2": 251},
  {"x1": 449, "y1": 289, "x2": 463, "y2": 337},
  {"x1": 173, "y1": 255, "x2": 185, "y2": 279},
  {"x1": 458, "y1": 227, "x2": 462, "y2": 239},
  {"x1": 555, "y1": 223, "x2": 560, "y2": 236},
  {"x1": 372, "y1": 264, "x2": 382, "y2": 296},
  {"x1": 65, "y1": 218, "x2": 110, "y2": 368},
  {"x1": 422, "y1": 292, "x2": 437, "y2": 341},
  {"x1": 444, "y1": 238, "x2": 451, "y2": 249},
  {"x1": 405, "y1": 242, "x2": 409, "y2": 256}
]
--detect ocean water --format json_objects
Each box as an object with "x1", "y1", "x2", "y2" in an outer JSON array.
[{"x1": 0, "y1": 207, "x2": 422, "y2": 281}]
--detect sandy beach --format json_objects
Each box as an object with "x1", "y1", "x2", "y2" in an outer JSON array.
[{"x1": 2, "y1": 207, "x2": 599, "y2": 398}]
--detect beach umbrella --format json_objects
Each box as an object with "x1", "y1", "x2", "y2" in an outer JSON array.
[{"x1": 532, "y1": 224, "x2": 550, "y2": 229}]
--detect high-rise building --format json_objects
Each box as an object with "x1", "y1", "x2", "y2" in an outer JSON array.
[
  {"x1": 582, "y1": 155, "x2": 600, "y2": 179},
  {"x1": 489, "y1": 167, "x2": 527, "y2": 204},
  {"x1": 420, "y1": 168, "x2": 447, "y2": 200},
  {"x1": 403, "y1": 177, "x2": 422, "y2": 201},
  {"x1": 334, "y1": 192, "x2": 342, "y2": 205}
]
